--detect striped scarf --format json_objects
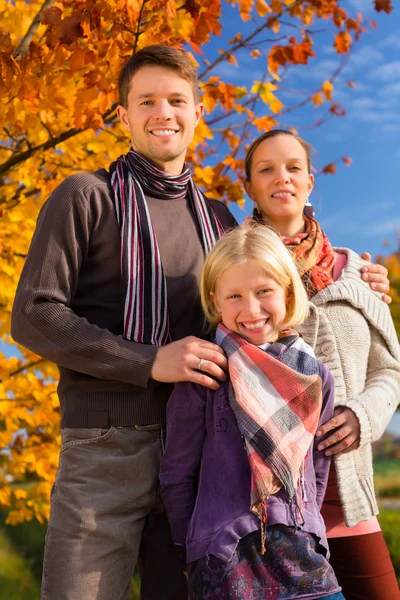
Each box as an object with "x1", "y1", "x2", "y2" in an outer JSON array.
[
  {"x1": 109, "y1": 149, "x2": 224, "y2": 345},
  {"x1": 216, "y1": 324, "x2": 323, "y2": 552}
]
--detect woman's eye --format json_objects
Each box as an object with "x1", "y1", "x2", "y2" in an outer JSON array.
[
  {"x1": 289, "y1": 165, "x2": 301, "y2": 171},
  {"x1": 261, "y1": 167, "x2": 272, "y2": 173}
]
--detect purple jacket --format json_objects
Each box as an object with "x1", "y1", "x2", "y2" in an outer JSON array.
[{"x1": 160, "y1": 363, "x2": 334, "y2": 567}]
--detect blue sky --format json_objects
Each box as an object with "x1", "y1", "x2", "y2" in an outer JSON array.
[{"x1": 197, "y1": 0, "x2": 400, "y2": 260}]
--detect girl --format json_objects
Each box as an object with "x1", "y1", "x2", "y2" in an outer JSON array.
[
  {"x1": 244, "y1": 129, "x2": 400, "y2": 600},
  {"x1": 160, "y1": 224, "x2": 346, "y2": 600}
]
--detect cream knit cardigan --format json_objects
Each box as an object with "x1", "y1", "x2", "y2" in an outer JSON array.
[{"x1": 297, "y1": 248, "x2": 400, "y2": 527}]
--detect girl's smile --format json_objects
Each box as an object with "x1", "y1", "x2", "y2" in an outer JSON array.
[{"x1": 210, "y1": 260, "x2": 287, "y2": 345}]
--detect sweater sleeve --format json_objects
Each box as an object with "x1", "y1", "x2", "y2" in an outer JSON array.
[
  {"x1": 337, "y1": 327, "x2": 400, "y2": 447},
  {"x1": 159, "y1": 382, "x2": 207, "y2": 566},
  {"x1": 11, "y1": 176, "x2": 158, "y2": 387},
  {"x1": 313, "y1": 365, "x2": 335, "y2": 509}
]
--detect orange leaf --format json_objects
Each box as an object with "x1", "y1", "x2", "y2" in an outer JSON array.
[
  {"x1": 256, "y1": 0, "x2": 271, "y2": 17},
  {"x1": 251, "y1": 49, "x2": 262, "y2": 59},
  {"x1": 42, "y1": 6, "x2": 63, "y2": 25},
  {"x1": 334, "y1": 31, "x2": 352, "y2": 54},
  {"x1": 322, "y1": 163, "x2": 337, "y2": 175},
  {"x1": 69, "y1": 48, "x2": 86, "y2": 71},
  {"x1": 369, "y1": 20, "x2": 378, "y2": 29},
  {"x1": 342, "y1": 156, "x2": 352, "y2": 166},
  {"x1": 347, "y1": 81, "x2": 356, "y2": 88}
]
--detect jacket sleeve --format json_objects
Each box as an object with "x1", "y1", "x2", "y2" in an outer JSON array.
[
  {"x1": 159, "y1": 381, "x2": 207, "y2": 566},
  {"x1": 338, "y1": 327, "x2": 400, "y2": 447},
  {"x1": 313, "y1": 365, "x2": 335, "y2": 509},
  {"x1": 11, "y1": 176, "x2": 158, "y2": 387}
]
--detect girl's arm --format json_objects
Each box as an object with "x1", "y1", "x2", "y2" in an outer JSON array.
[
  {"x1": 316, "y1": 328, "x2": 400, "y2": 456},
  {"x1": 313, "y1": 365, "x2": 335, "y2": 509},
  {"x1": 159, "y1": 381, "x2": 207, "y2": 564}
]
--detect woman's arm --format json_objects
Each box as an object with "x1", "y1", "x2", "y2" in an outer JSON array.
[
  {"x1": 313, "y1": 365, "x2": 335, "y2": 508},
  {"x1": 316, "y1": 328, "x2": 400, "y2": 455},
  {"x1": 159, "y1": 381, "x2": 207, "y2": 563}
]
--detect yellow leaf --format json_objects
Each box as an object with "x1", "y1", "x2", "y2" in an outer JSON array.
[
  {"x1": 322, "y1": 80, "x2": 333, "y2": 101},
  {"x1": 256, "y1": 0, "x2": 272, "y2": 17},
  {"x1": 312, "y1": 92, "x2": 324, "y2": 107}
]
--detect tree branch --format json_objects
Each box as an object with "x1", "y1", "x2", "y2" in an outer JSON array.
[
  {"x1": 0, "y1": 105, "x2": 117, "y2": 176},
  {"x1": 13, "y1": 0, "x2": 57, "y2": 58},
  {"x1": 0, "y1": 359, "x2": 46, "y2": 384},
  {"x1": 198, "y1": 0, "x2": 303, "y2": 80}
]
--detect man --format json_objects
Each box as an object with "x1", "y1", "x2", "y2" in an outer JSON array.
[{"x1": 12, "y1": 45, "x2": 389, "y2": 600}]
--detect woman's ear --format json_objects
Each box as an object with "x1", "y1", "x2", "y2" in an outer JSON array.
[
  {"x1": 307, "y1": 173, "x2": 314, "y2": 196},
  {"x1": 244, "y1": 179, "x2": 253, "y2": 200}
]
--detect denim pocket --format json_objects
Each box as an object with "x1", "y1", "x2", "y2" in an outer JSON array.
[{"x1": 61, "y1": 426, "x2": 116, "y2": 451}]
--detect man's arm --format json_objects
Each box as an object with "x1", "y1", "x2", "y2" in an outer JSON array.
[
  {"x1": 313, "y1": 365, "x2": 335, "y2": 509},
  {"x1": 12, "y1": 176, "x2": 227, "y2": 389}
]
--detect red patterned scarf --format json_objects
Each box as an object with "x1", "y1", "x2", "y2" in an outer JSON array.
[
  {"x1": 216, "y1": 324, "x2": 323, "y2": 552},
  {"x1": 280, "y1": 217, "x2": 335, "y2": 298}
]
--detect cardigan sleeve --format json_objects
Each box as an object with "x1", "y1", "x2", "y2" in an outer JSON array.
[
  {"x1": 313, "y1": 365, "x2": 335, "y2": 509},
  {"x1": 11, "y1": 176, "x2": 158, "y2": 387},
  {"x1": 159, "y1": 381, "x2": 207, "y2": 566},
  {"x1": 337, "y1": 327, "x2": 400, "y2": 447}
]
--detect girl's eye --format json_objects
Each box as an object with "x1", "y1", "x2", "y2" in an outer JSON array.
[{"x1": 258, "y1": 289, "x2": 271, "y2": 295}]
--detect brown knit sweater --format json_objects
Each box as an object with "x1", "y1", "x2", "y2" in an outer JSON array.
[{"x1": 11, "y1": 169, "x2": 236, "y2": 428}]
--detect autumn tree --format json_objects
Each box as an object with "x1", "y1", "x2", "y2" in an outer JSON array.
[
  {"x1": 377, "y1": 240, "x2": 400, "y2": 338},
  {"x1": 0, "y1": 0, "x2": 393, "y2": 524}
]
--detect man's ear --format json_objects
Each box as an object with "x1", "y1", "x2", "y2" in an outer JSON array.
[
  {"x1": 117, "y1": 105, "x2": 130, "y2": 132},
  {"x1": 194, "y1": 102, "x2": 205, "y2": 127}
]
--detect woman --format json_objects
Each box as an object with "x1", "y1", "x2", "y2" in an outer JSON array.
[{"x1": 244, "y1": 129, "x2": 400, "y2": 600}]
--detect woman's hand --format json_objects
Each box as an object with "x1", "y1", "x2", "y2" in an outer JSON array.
[
  {"x1": 360, "y1": 252, "x2": 391, "y2": 304},
  {"x1": 316, "y1": 407, "x2": 361, "y2": 456}
]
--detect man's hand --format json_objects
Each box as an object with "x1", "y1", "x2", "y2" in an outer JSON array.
[
  {"x1": 316, "y1": 407, "x2": 361, "y2": 457},
  {"x1": 151, "y1": 336, "x2": 227, "y2": 390},
  {"x1": 360, "y1": 252, "x2": 391, "y2": 304}
]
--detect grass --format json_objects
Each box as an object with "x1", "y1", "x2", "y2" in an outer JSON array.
[
  {"x1": 0, "y1": 528, "x2": 41, "y2": 600},
  {"x1": 378, "y1": 508, "x2": 400, "y2": 585},
  {"x1": 374, "y1": 458, "x2": 400, "y2": 498}
]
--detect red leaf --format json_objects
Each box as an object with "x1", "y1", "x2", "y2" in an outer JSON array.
[
  {"x1": 42, "y1": 6, "x2": 63, "y2": 25},
  {"x1": 374, "y1": 0, "x2": 393, "y2": 13},
  {"x1": 322, "y1": 163, "x2": 336, "y2": 175}
]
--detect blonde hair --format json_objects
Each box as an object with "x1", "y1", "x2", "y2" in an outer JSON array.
[{"x1": 200, "y1": 223, "x2": 309, "y2": 330}]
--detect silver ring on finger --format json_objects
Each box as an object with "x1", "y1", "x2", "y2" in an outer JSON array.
[{"x1": 198, "y1": 358, "x2": 204, "y2": 371}]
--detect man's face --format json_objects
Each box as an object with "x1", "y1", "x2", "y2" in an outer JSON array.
[{"x1": 117, "y1": 66, "x2": 204, "y2": 175}]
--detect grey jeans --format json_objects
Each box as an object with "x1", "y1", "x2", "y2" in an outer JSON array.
[{"x1": 41, "y1": 425, "x2": 187, "y2": 600}]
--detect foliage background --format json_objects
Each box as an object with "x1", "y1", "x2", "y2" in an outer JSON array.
[{"x1": 0, "y1": 0, "x2": 399, "y2": 594}]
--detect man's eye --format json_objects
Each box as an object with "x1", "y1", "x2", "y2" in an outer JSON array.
[{"x1": 140, "y1": 100, "x2": 153, "y2": 106}]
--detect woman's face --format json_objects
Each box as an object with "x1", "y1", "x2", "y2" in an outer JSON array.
[{"x1": 245, "y1": 135, "x2": 314, "y2": 224}]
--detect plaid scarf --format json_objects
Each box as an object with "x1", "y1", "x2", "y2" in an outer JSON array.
[
  {"x1": 216, "y1": 324, "x2": 323, "y2": 552},
  {"x1": 280, "y1": 217, "x2": 335, "y2": 298},
  {"x1": 109, "y1": 149, "x2": 224, "y2": 345}
]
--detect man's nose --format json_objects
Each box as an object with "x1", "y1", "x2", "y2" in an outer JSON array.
[{"x1": 153, "y1": 100, "x2": 174, "y2": 120}]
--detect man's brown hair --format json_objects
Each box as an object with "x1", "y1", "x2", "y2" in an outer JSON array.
[{"x1": 118, "y1": 45, "x2": 201, "y2": 107}]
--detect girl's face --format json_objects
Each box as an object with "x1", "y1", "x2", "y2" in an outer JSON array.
[
  {"x1": 211, "y1": 260, "x2": 287, "y2": 345},
  {"x1": 244, "y1": 135, "x2": 314, "y2": 224}
]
